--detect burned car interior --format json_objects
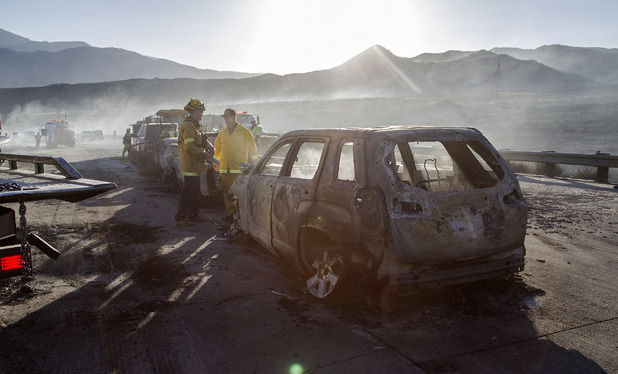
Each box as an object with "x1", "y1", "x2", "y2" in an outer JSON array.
[{"x1": 392, "y1": 140, "x2": 504, "y2": 192}]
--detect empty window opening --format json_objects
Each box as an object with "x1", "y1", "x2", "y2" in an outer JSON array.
[
  {"x1": 393, "y1": 141, "x2": 504, "y2": 191},
  {"x1": 290, "y1": 141, "x2": 325, "y2": 180},
  {"x1": 337, "y1": 142, "x2": 356, "y2": 181}
]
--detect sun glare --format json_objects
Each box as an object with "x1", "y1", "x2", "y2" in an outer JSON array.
[{"x1": 246, "y1": 0, "x2": 427, "y2": 74}]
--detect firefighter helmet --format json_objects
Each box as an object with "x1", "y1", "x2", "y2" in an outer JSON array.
[{"x1": 184, "y1": 98, "x2": 205, "y2": 112}]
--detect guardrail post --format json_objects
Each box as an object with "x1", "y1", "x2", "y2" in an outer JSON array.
[
  {"x1": 34, "y1": 163, "x2": 44, "y2": 174},
  {"x1": 595, "y1": 151, "x2": 609, "y2": 183},
  {"x1": 544, "y1": 163, "x2": 557, "y2": 178},
  {"x1": 540, "y1": 151, "x2": 556, "y2": 178},
  {"x1": 596, "y1": 167, "x2": 609, "y2": 183}
]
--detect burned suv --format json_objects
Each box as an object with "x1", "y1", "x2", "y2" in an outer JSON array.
[{"x1": 231, "y1": 126, "x2": 526, "y2": 299}]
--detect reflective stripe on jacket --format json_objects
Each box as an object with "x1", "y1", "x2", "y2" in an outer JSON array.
[
  {"x1": 178, "y1": 116, "x2": 207, "y2": 176},
  {"x1": 214, "y1": 122, "x2": 259, "y2": 174}
]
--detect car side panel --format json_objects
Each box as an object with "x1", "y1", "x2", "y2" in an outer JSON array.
[
  {"x1": 244, "y1": 174, "x2": 278, "y2": 254},
  {"x1": 271, "y1": 177, "x2": 315, "y2": 263}
]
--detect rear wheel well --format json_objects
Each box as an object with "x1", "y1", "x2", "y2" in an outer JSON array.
[{"x1": 298, "y1": 228, "x2": 341, "y2": 273}]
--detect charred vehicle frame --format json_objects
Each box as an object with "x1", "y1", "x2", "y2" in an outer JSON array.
[{"x1": 231, "y1": 126, "x2": 527, "y2": 299}]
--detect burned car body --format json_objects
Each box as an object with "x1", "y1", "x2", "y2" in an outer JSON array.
[
  {"x1": 232, "y1": 126, "x2": 527, "y2": 298},
  {"x1": 155, "y1": 133, "x2": 220, "y2": 203},
  {"x1": 129, "y1": 123, "x2": 176, "y2": 176}
]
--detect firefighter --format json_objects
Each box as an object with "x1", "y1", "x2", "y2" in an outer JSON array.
[
  {"x1": 175, "y1": 98, "x2": 210, "y2": 226},
  {"x1": 35, "y1": 131, "x2": 41, "y2": 148},
  {"x1": 168, "y1": 123, "x2": 178, "y2": 138},
  {"x1": 214, "y1": 108, "x2": 259, "y2": 228},
  {"x1": 122, "y1": 129, "x2": 132, "y2": 156},
  {"x1": 249, "y1": 115, "x2": 262, "y2": 147}
]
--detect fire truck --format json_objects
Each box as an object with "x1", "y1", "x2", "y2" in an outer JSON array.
[
  {"x1": 40, "y1": 119, "x2": 76, "y2": 148},
  {"x1": 235, "y1": 111, "x2": 260, "y2": 128}
]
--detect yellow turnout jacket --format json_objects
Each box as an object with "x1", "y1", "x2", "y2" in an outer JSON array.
[
  {"x1": 214, "y1": 123, "x2": 259, "y2": 174},
  {"x1": 178, "y1": 116, "x2": 207, "y2": 176}
]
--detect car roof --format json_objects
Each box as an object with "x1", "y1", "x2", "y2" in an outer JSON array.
[{"x1": 280, "y1": 126, "x2": 485, "y2": 141}]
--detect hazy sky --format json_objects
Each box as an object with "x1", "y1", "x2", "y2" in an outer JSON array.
[{"x1": 2, "y1": 0, "x2": 616, "y2": 75}]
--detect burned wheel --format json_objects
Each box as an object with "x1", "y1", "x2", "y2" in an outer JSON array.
[
  {"x1": 226, "y1": 211, "x2": 242, "y2": 239},
  {"x1": 305, "y1": 251, "x2": 345, "y2": 299}
]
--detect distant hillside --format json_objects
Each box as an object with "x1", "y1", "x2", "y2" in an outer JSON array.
[
  {"x1": 0, "y1": 28, "x2": 89, "y2": 52},
  {"x1": 0, "y1": 44, "x2": 603, "y2": 115},
  {"x1": 0, "y1": 28, "x2": 259, "y2": 88},
  {"x1": 491, "y1": 45, "x2": 618, "y2": 84},
  {"x1": 0, "y1": 46, "x2": 259, "y2": 88},
  {"x1": 231, "y1": 46, "x2": 594, "y2": 100},
  {"x1": 331, "y1": 46, "x2": 593, "y2": 94}
]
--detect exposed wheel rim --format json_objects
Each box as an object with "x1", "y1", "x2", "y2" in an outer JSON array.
[
  {"x1": 225, "y1": 211, "x2": 242, "y2": 239},
  {"x1": 305, "y1": 251, "x2": 344, "y2": 299}
]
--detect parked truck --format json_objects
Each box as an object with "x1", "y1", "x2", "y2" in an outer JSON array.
[{"x1": 40, "y1": 120, "x2": 75, "y2": 148}]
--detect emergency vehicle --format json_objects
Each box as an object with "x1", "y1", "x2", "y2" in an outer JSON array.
[{"x1": 40, "y1": 119, "x2": 76, "y2": 148}]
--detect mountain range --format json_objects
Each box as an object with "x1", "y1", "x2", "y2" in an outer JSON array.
[
  {"x1": 0, "y1": 27, "x2": 617, "y2": 115},
  {"x1": 0, "y1": 28, "x2": 258, "y2": 88}
]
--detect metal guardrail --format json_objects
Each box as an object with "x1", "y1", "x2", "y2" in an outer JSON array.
[
  {"x1": 0, "y1": 153, "x2": 83, "y2": 179},
  {"x1": 0, "y1": 153, "x2": 117, "y2": 203},
  {"x1": 499, "y1": 150, "x2": 618, "y2": 183}
]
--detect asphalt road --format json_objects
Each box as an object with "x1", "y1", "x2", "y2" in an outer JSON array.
[{"x1": 0, "y1": 139, "x2": 616, "y2": 373}]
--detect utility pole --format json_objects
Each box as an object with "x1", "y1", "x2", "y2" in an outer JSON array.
[{"x1": 491, "y1": 58, "x2": 503, "y2": 100}]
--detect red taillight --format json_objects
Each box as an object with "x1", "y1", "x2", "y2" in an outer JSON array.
[
  {"x1": 1, "y1": 254, "x2": 22, "y2": 271},
  {"x1": 0, "y1": 244, "x2": 24, "y2": 278}
]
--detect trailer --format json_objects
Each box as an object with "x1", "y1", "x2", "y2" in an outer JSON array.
[{"x1": 0, "y1": 153, "x2": 116, "y2": 278}]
